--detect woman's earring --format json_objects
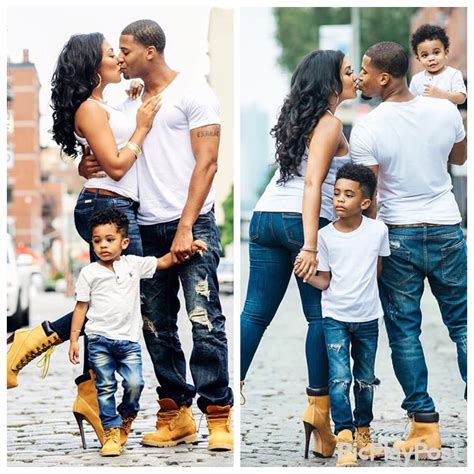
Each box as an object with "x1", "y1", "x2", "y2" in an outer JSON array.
[{"x1": 95, "y1": 73, "x2": 102, "y2": 88}]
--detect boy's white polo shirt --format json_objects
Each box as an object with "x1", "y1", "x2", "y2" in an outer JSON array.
[
  {"x1": 317, "y1": 216, "x2": 390, "y2": 323},
  {"x1": 75, "y1": 255, "x2": 157, "y2": 342}
]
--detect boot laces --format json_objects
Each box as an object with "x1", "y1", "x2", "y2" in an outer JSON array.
[
  {"x1": 16, "y1": 335, "x2": 59, "y2": 372},
  {"x1": 205, "y1": 411, "x2": 232, "y2": 432},
  {"x1": 35, "y1": 346, "x2": 56, "y2": 378},
  {"x1": 156, "y1": 407, "x2": 182, "y2": 430},
  {"x1": 359, "y1": 430, "x2": 373, "y2": 446},
  {"x1": 103, "y1": 428, "x2": 118, "y2": 443},
  {"x1": 240, "y1": 381, "x2": 246, "y2": 406},
  {"x1": 121, "y1": 414, "x2": 136, "y2": 434}
]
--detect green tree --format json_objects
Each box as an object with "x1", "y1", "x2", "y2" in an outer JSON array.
[
  {"x1": 219, "y1": 184, "x2": 233, "y2": 255},
  {"x1": 274, "y1": 7, "x2": 417, "y2": 75}
]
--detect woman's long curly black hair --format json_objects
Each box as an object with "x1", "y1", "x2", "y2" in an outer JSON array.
[
  {"x1": 51, "y1": 33, "x2": 104, "y2": 158},
  {"x1": 271, "y1": 49, "x2": 345, "y2": 184}
]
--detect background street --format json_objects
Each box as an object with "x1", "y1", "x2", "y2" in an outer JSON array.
[
  {"x1": 7, "y1": 289, "x2": 234, "y2": 467},
  {"x1": 240, "y1": 243, "x2": 467, "y2": 468}
]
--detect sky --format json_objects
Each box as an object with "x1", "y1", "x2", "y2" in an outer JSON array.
[
  {"x1": 7, "y1": 7, "x2": 211, "y2": 147},
  {"x1": 240, "y1": 7, "x2": 289, "y2": 127}
]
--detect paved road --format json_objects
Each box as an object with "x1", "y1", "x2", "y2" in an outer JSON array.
[
  {"x1": 240, "y1": 243, "x2": 467, "y2": 467},
  {"x1": 7, "y1": 289, "x2": 234, "y2": 467}
]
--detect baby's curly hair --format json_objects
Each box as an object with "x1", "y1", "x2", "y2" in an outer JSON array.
[
  {"x1": 336, "y1": 163, "x2": 377, "y2": 199},
  {"x1": 89, "y1": 208, "x2": 129, "y2": 237},
  {"x1": 411, "y1": 24, "x2": 450, "y2": 55}
]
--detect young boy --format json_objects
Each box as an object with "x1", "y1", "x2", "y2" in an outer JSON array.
[
  {"x1": 295, "y1": 163, "x2": 390, "y2": 467},
  {"x1": 409, "y1": 24, "x2": 466, "y2": 105},
  {"x1": 69, "y1": 208, "x2": 206, "y2": 457}
]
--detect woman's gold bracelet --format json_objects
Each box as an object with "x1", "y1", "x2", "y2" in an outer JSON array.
[{"x1": 125, "y1": 141, "x2": 142, "y2": 158}]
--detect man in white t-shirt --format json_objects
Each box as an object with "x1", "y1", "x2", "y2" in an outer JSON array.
[
  {"x1": 350, "y1": 41, "x2": 466, "y2": 460},
  {"x1": 80, "y1": 19, "x2": 233, "y2": 452}
]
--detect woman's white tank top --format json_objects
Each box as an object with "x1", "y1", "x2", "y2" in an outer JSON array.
[
  {"x1": 255, "y1": 120, "x2": 350, "y2": 221},
  {"x1": 75, "y1": 99, "x2": 139, "y2": 201}
]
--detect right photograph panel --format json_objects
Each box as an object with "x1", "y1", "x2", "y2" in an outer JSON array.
[{"x1": 240, "y1": 6, "x2": 467, "y2": 468}]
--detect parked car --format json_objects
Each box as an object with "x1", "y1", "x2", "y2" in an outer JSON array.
[
  {"x1": 7, "y1": 233, "x2": 32, "y2": 332},
  {"x1": 217, "y1": 257, "x2": 234, "y2": 294}
]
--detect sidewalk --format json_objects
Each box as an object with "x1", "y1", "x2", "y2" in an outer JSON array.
[
  {"x1": 7, "y1": 291, "x2": 234, "y2": 467},
  {"x1": 240, "y1": 244, "x2": 467, "y2": 467}
]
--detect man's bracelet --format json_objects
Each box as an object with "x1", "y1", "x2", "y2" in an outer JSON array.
[
  {"x1": 71, "y1": 329, "x2": 81, "y2": 333},
  {"x1": 300, "y1": 247, "x2": 318, "y2": 254}
]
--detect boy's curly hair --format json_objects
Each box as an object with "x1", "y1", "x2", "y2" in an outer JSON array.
[
  {"x1": 411, "y1": 24, "x2": 450, "y2": 55},
  {"x1": 336, "y1": 163, "x2": 377, "y2": 199},
  {"x1": 89, "y1": 208, "x2": 129, "y2": 237}
]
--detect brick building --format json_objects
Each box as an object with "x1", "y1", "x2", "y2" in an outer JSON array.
[{"x1": 7, "y1": 50, "x2": 43, "y2": 253}]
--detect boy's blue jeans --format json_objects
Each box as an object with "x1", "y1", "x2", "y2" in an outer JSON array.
[
  {"x1": 139, "y1": 210, "x2": 233, "y2": 413},
  {"x1": 87, "y1": 335, "x2": 144, "y2": 430},
  {"x1": 241, "y1": 211, "x2": 330, "y2": 388},
  {"x1": 380, "y1": 224, "x2": 467, "y2": 416},
  {"x1": 323, "y1": 317, "x2": 380, "y2": 434}
]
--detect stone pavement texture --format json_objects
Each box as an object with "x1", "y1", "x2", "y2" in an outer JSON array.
[
  {"x1": 240, "y1": 243, "x2": 467, "y2": 468},
  {"x1": 7, "y1": 290, "x2": 234, "y2": 467}
]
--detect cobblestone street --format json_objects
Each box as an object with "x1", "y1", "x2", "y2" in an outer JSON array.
[
  {"x1": 240, "y1": 243, "x2": 467, "y2": 468},
  {"x1": 7, "y1": 289, "x2": 234, "y2": 467}
]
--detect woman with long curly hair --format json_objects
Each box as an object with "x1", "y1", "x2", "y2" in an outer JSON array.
[
  {"x1": 7, "y1": 32, "x2": 160, "y2": 446},
  {"x1": 240, "y1": 49, "x2": 357, "y2": 457}
]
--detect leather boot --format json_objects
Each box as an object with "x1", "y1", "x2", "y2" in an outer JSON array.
[
  {"x1": 336, "y1": 429, "x2": 358, "y2": 467},
  {"x1": 120, "y1": 412, "x2": 137, "y2": 446},
  {"x1": 302, "y1": 387, "x2": 337, "y2": 458},
  {"x1": 7, "y1": 321, "x2": 62, "y2": 389},
  {"x1": 100, "y1": 427, "x2": 123, "y2": 456},
  {"x1": 206, "y1": 405, "x2": 233, "y2": 451},
  {"x1": 355, "y1": 427, "x2": 385, "y2": 460},
  {"x1": 72, "y1": 370, "x2": 105, "y2": 448},
  {"x1": 393, "y1": 412, "x2": 441, "y2": 460},
  {"x1": 141, "y1": 399, "x2": 198, "y2": 447}
]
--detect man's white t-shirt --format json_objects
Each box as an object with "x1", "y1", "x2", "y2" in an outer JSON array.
[
  {"x1": 120, "y1": 73, "x2": 220, "y2": 225},
  {"x1": 317, "y1": 216, "x2": 390, "y2": 323},
  {"x1": 409, "y1": 66, "x2": 466, "y2": 97},
  {"x1": 350, "y1": 96, "x2": 465, "y2": 225},
  {"x1": 75, "y1": 255, "x2": 157, "y2": 342}
]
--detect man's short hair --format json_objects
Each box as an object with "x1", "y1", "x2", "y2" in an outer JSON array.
[
  {"x1": 365, "y1": 41, "x2": 409, "y2": 78},
  {"x1": 411, "y1": 24, "x2": 450, "y2": 55},
  {"x1": 89, "y1": 208, "x2": 129, "y2": 237},
  {"x1": 121, "y1": 19, "x2": 166, "y2": 54},
  {"x1": 336, "y1": 163, "x2": 377, "y2": 199}
]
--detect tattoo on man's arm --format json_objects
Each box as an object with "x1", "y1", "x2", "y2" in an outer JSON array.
[{"x1": 197, "y1": 128, "x2": 220, "y2": 138}]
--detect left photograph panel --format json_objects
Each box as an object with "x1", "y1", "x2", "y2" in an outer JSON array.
[{"x1": 7, "y1": 6, "x2": 234, "y2": 467}]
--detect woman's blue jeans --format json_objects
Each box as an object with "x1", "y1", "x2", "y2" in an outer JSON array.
[
  {"x1": 240, "y1": 211, "x2": 330, "y2": 388},
  {"x1": 323, "y1": 317, "x2": 380, "y2": 434},
  {"x1": 50, "y1": 190, "x2": 143, "y2": 372},
  {"x1": 380, "y1": 224, "x2": 467, "y2": 416}
]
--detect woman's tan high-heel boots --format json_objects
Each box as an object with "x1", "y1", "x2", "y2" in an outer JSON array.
[
  {"x1": 72, "y1": 370, "x2": 104, "y2": 448},
  {"x1": 302, "y1": 386, "x2": 337, "y2": 458},
  {"x1": 7, "y1": 321, "x2": 62, "y2": 389}
]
